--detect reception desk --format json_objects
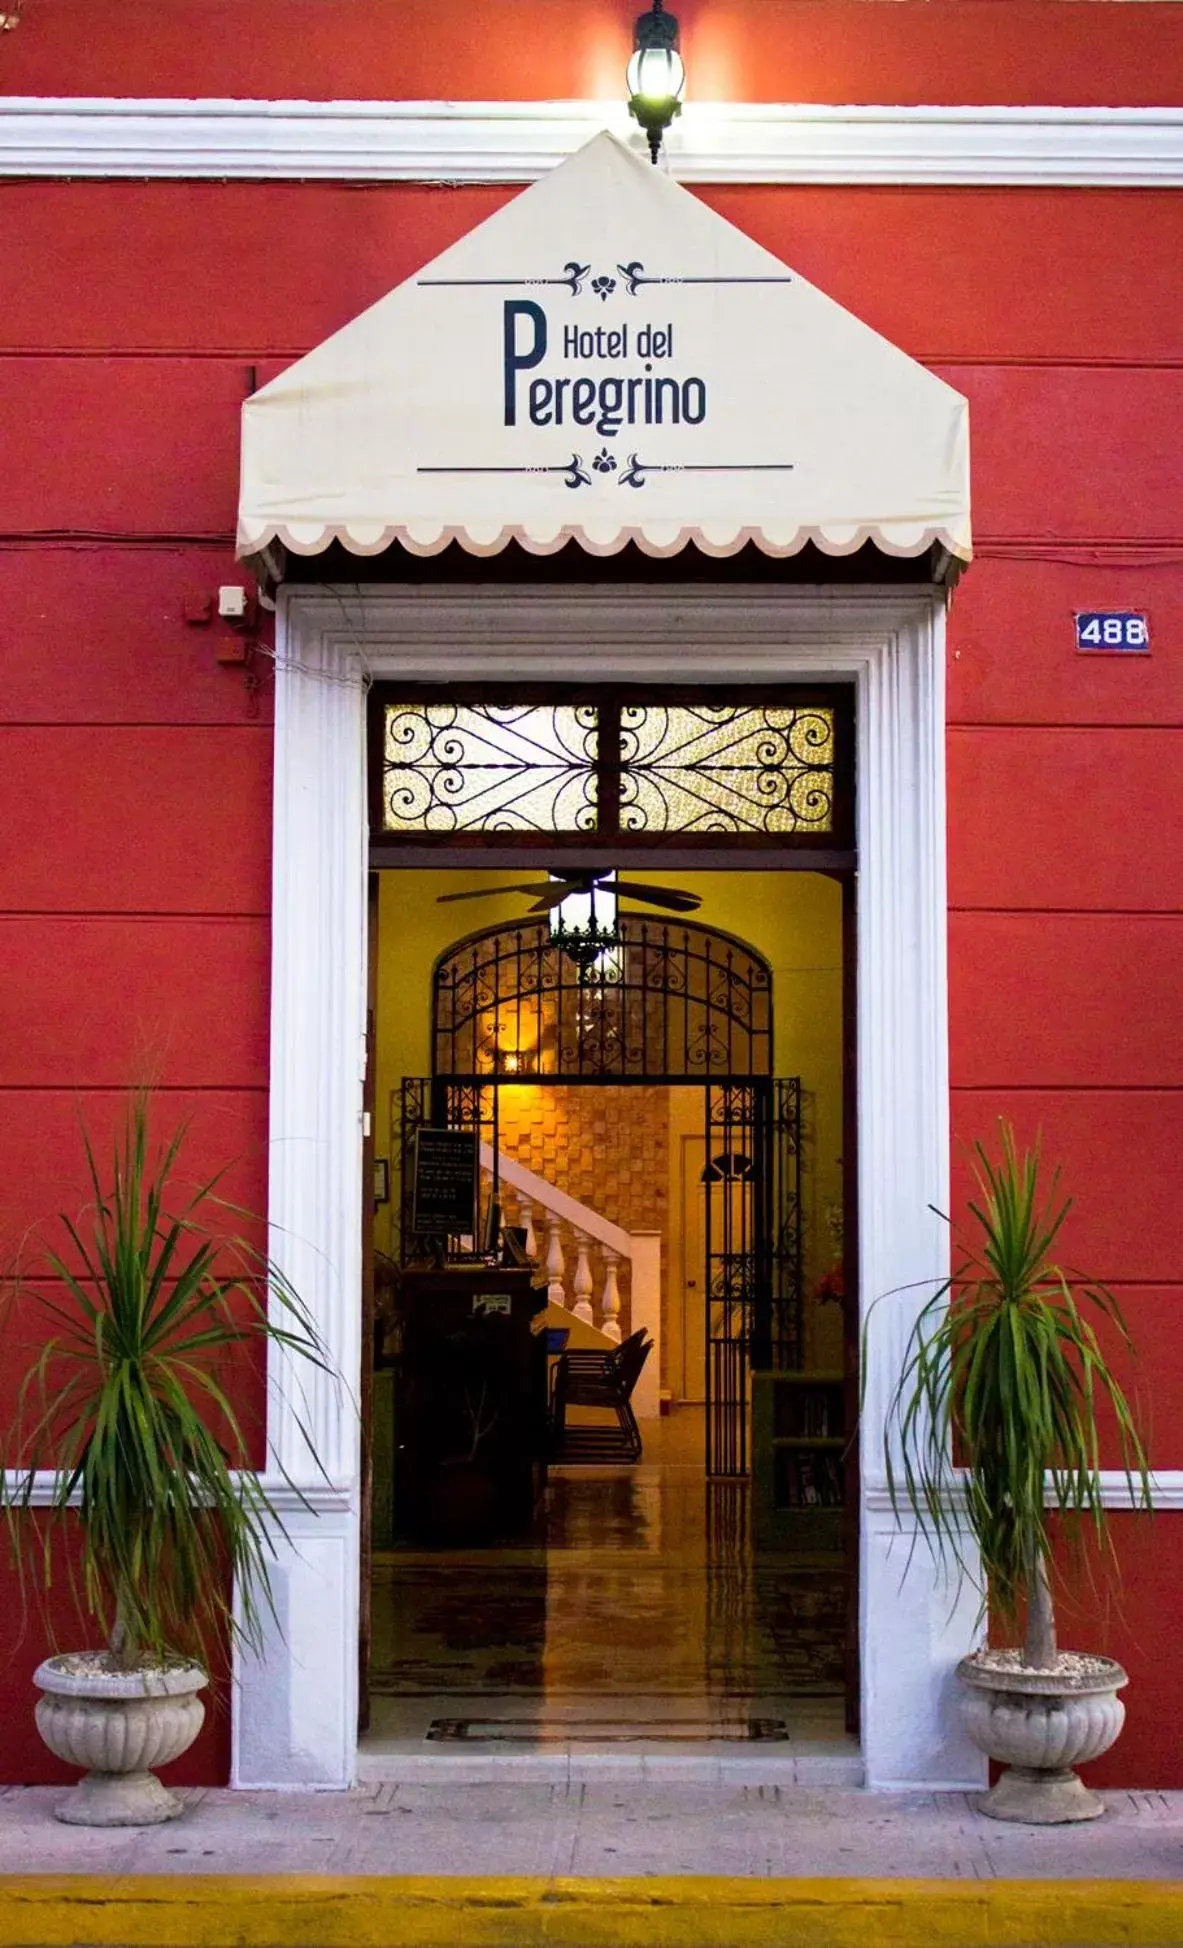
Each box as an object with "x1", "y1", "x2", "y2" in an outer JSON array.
[{"x1": 391, "y1": 1265, "x2": 548, "y2": 1543}]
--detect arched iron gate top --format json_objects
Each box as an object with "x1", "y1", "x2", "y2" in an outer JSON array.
[{"x1": 432, "y1": 915, "x2": 773, "y2": 1083}]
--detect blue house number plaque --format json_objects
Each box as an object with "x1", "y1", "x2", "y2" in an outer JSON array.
[{"x1": 1075, "y1": 612, "x2": 1150, "y2": 654}]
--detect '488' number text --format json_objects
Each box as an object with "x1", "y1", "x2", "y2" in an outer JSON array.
[{"x1": 1075, "y1": 612, "x2": 1150, "y2": 653}]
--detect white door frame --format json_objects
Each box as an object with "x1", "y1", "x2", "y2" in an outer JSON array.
[{"x1": 231, "y1": 582, "x2": 986, "y2": 1793}]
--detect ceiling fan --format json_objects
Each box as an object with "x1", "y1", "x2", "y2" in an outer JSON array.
[{"x1": 436, "y1": 868, "x2": 700, "y2": 916}]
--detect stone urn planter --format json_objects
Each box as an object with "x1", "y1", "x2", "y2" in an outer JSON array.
[
  {"x1": 879, "y1": 1125, "x2": 1153, "y2": 1828},
  {"x1": 958, "y1": 1649, "x2": 1128, "y2": 1823},
  {"x1": 34, "y1": 1653, "x2": 207, "y2": 1826},
  {"x1": 3, "y1": 1095, "x2": 330, "y2": 1840}
]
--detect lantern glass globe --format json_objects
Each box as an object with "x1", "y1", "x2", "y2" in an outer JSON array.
[{"x1": 626, "y1": 44, "x2": 685, "y2": 107}]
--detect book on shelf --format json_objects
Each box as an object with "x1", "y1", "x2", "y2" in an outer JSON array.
[
  {"x1": 781, "y1": 1450, "x2": 843, "y2": 1509},
  {"x1": 777, "y1": 1387, "x2": 840, "y2": 1439}
]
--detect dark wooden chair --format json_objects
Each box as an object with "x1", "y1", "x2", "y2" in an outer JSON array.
[{"x1": 549, "y1": 1328, "x2": 653, "y2": 1464}]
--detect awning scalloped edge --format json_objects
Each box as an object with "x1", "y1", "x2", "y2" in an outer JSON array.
[{"x1": 236, "y1": 520, "x2": 972, "y2": 565}]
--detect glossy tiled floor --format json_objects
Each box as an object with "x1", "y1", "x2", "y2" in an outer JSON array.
[{"x1": 365, "y1": 1408, "x2": 856, "y2": 1770}]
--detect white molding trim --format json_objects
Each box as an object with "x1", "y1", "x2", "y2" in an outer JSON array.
[
  {"x1": 3, "y1": 1473, "x2": 361, "y2": 1516},
  {"x1": 247, "y1": 582, "x2": 978, "y2": 1793},
  {"x1": 231, "y1": 608, "x2": 368, "y2": 1792},
  {"x1": 2, "y1": 98, "x2": 1182, "y2": 187},
  {"x1": 866, "y1": 1474, "x2": 1177, "y2": 1514},
  {"x1": 11, "y1": 1470, "x2": 1169, "y2": 1512}
]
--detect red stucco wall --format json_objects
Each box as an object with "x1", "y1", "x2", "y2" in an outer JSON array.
[
  {"x1": 3, "y1": 0, "x2": 1181, "y2": 106},
  {"x1": 1, "y1": 0, "x2": 1181, "y2": 1786}
]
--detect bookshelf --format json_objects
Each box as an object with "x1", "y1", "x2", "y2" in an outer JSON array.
[{"x1": 752, "y1": 1370, "x2": 846, "y2": 1553}]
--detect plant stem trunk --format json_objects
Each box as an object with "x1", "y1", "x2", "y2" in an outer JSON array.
[
  {"x1": 1023, "y1": 1541, "x2": 1058, "y2": 1670},
  {"x1": 110, "y1": 1595, "x2": 138, "y2": 1672}
]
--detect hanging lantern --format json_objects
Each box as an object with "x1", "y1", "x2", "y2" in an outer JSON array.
[
  {"x1": 626, "y1": 0, "x2": 685, "y2": 165},
  {"x1": 549, "y1": 874, "x2": 622, "y2": 976}
]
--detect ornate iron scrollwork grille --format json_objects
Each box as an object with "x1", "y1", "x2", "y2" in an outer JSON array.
[
  {"x1": 412, "y1": 924, "x2": 804, "y2": 1480},
  {"x1": 705, "y1": 1082, "x2": 759, "y2": 1478},
  {"x1": 702, "y1": 1078, "x2": 803, "y2": 1477},
  {"x1": 371, "y1": 686, "x2": 852, "y2": 853},
  {"x1": 381, "y1": 702, "x2": 599, "y2": 833},
  {"x1": 765, "y1": 1078, "x2": 804, "y2": 1374},
  {"x1": 397, "y1": 1075, "x2": 431, "y2": 1267},
  {"x1": 433, "y1": 915, "x2": 773, "y2": 1083},
  {"x1": 618, "y1": 704, "x2": 835, "y2": 834}
]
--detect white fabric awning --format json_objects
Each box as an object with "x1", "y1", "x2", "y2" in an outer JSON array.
[{"x1": 237, "y1": 132, "x2": 970, "y2": 568}]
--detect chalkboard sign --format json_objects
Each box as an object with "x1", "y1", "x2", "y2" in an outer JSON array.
[{"x1": 410, "y1": 1127, "x2": 479, "y2": 1236}]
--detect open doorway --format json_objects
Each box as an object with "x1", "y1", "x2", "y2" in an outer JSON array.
[
  {"x1": 361, "y1": 861, "x2": 856, "y2": 1761},
  {"x1": 243, "y1": 588, "x2": 960, "y2": 1794}
]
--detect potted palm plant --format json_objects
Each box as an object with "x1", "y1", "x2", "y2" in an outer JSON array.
[
  {"x1": 2, "y1": 1092, "x2": 330, "y2": 1827},
  {"x1": 882, "y1": 1121, "x2": 1152, "y2": 1823}
]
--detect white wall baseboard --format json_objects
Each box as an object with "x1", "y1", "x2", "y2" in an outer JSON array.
[
  {"x1": 865, "y1": 1473, "x2": 1176, "y2": 1513},
  {"x1": 1, "y1": 97, "x2": 1181, "y2": 187},
  {"x1": 8, "y1": 1471, "x2": 1171, "y2": 1512}
]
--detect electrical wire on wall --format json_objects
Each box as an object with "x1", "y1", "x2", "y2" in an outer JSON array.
[
  {"x1": 249, "y1": 583, "x2": 376, "y2": 692},
  {"x1": 975, "y1": 541, "x2": 1183, "y2": 567}
]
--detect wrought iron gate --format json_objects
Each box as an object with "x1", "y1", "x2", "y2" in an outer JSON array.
[
  {"x1": 703, "y1": 1084, "x2": 758, "y2": 1478},
  {"x1": 398, "y1": 915, "x2": 802, "y2": 1480},
  {"x1": 431, "y1": 915, "x2": 772, "y2": 1082},
  {"x1": 767, "y1": 1077, "x2": 805, "y2": 1375},
  {"x1": 702, "y1": 1078, "x2": 801, "y2": 1478},
  {"x1": 398, "y1": 1068, "x2": 802, "y2": 1482}
]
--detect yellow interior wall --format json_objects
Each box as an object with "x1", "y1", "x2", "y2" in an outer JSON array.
[
  {"x1": 373, "y1": 867, "x2": 530, "y2": 1258},
  {"x1": 647, "y1": 873, "x2": 845, "y2": 1375},
  {"x1": 495, "y1": 1081, "x2": 671, "y2": 1344},
  {"x1": 374, "y1": 868, "x2": 844, "y2": 1368}
]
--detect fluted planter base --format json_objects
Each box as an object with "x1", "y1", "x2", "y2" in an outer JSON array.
[
  {"x1": 978, "y1": 1764, "x2": 1104, "y2": 1825},
  {"x1": 55, "y1": 1767, "x2": 185, "y2": 1827},
  {"x1": 958, "y1": 1650, "x2": 1127, "y2": 1826},
  {"x1": 34, "y1": 1654, "x2": 207, "y2": 1828}
]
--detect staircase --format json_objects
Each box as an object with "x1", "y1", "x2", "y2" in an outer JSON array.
[{"x1": 478, "y1": 1143, "x2": 661, "y2": 1421}]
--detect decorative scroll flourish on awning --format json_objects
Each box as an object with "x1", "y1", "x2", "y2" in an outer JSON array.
[{"x1": 237, "y1": 133, "x2": 970, "y2": 573}]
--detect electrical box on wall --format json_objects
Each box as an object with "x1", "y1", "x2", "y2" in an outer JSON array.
[{"x1": 218, "y1": 585, "x2": 249, "y2": 620}]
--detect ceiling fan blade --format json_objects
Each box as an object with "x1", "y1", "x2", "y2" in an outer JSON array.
[
  {"x1": 526, "y1": 885, "x2": 587, "y2": 913},
  {"x1": 613, "y1": 879, "x2": 702, "y2": 913},
  {"x1": 436, "y1": 882, "x2": 555, "y2": 904}
]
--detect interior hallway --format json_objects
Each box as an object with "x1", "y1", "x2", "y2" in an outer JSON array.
[{"x1": 365, "y1": 1408, "x2": 852, "y2": 1760}]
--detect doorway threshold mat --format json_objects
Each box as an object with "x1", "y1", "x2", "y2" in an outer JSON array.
[{"x1": 427, "y1": 1714, "x2": 789, "y2": 1742}]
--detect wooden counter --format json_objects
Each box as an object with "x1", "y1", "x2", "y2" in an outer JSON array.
[{"x1": 391, "y1": 1265, "x2": 548, "y2": 1543}]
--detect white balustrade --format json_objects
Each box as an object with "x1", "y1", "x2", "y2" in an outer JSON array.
[
  {"x1": 498, "y1": 1182, "x2": 517, "y2": 1243},
  {"x1": 599, "y1": 1248, "x2": 623, "y2": 1342},
  {"x1": 571, "y1": 1228, "x2": 595, "y2": 1326},
  {"x1": 544, "y1": 1213, "x2": 567, "y2": 1310},
  {"x1": 516, "y1": 1194, "x2": 537, "y2": 1262},
  {"x1": 476, "y1": 1140, "x2": 660, "y2": 1410}
]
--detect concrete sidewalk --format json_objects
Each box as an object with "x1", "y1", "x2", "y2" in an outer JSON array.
[
  {"x1": 1, "y1": 1779, "x2": 1182, "y2": 1879},
  {"x1": 1, "y1": 1783, "x2": 1182, "y2": 1944}
]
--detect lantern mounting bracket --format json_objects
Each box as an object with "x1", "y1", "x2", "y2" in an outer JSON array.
[{"x1": 627, "y1": 0, "x2": 685, "y2": 165}]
